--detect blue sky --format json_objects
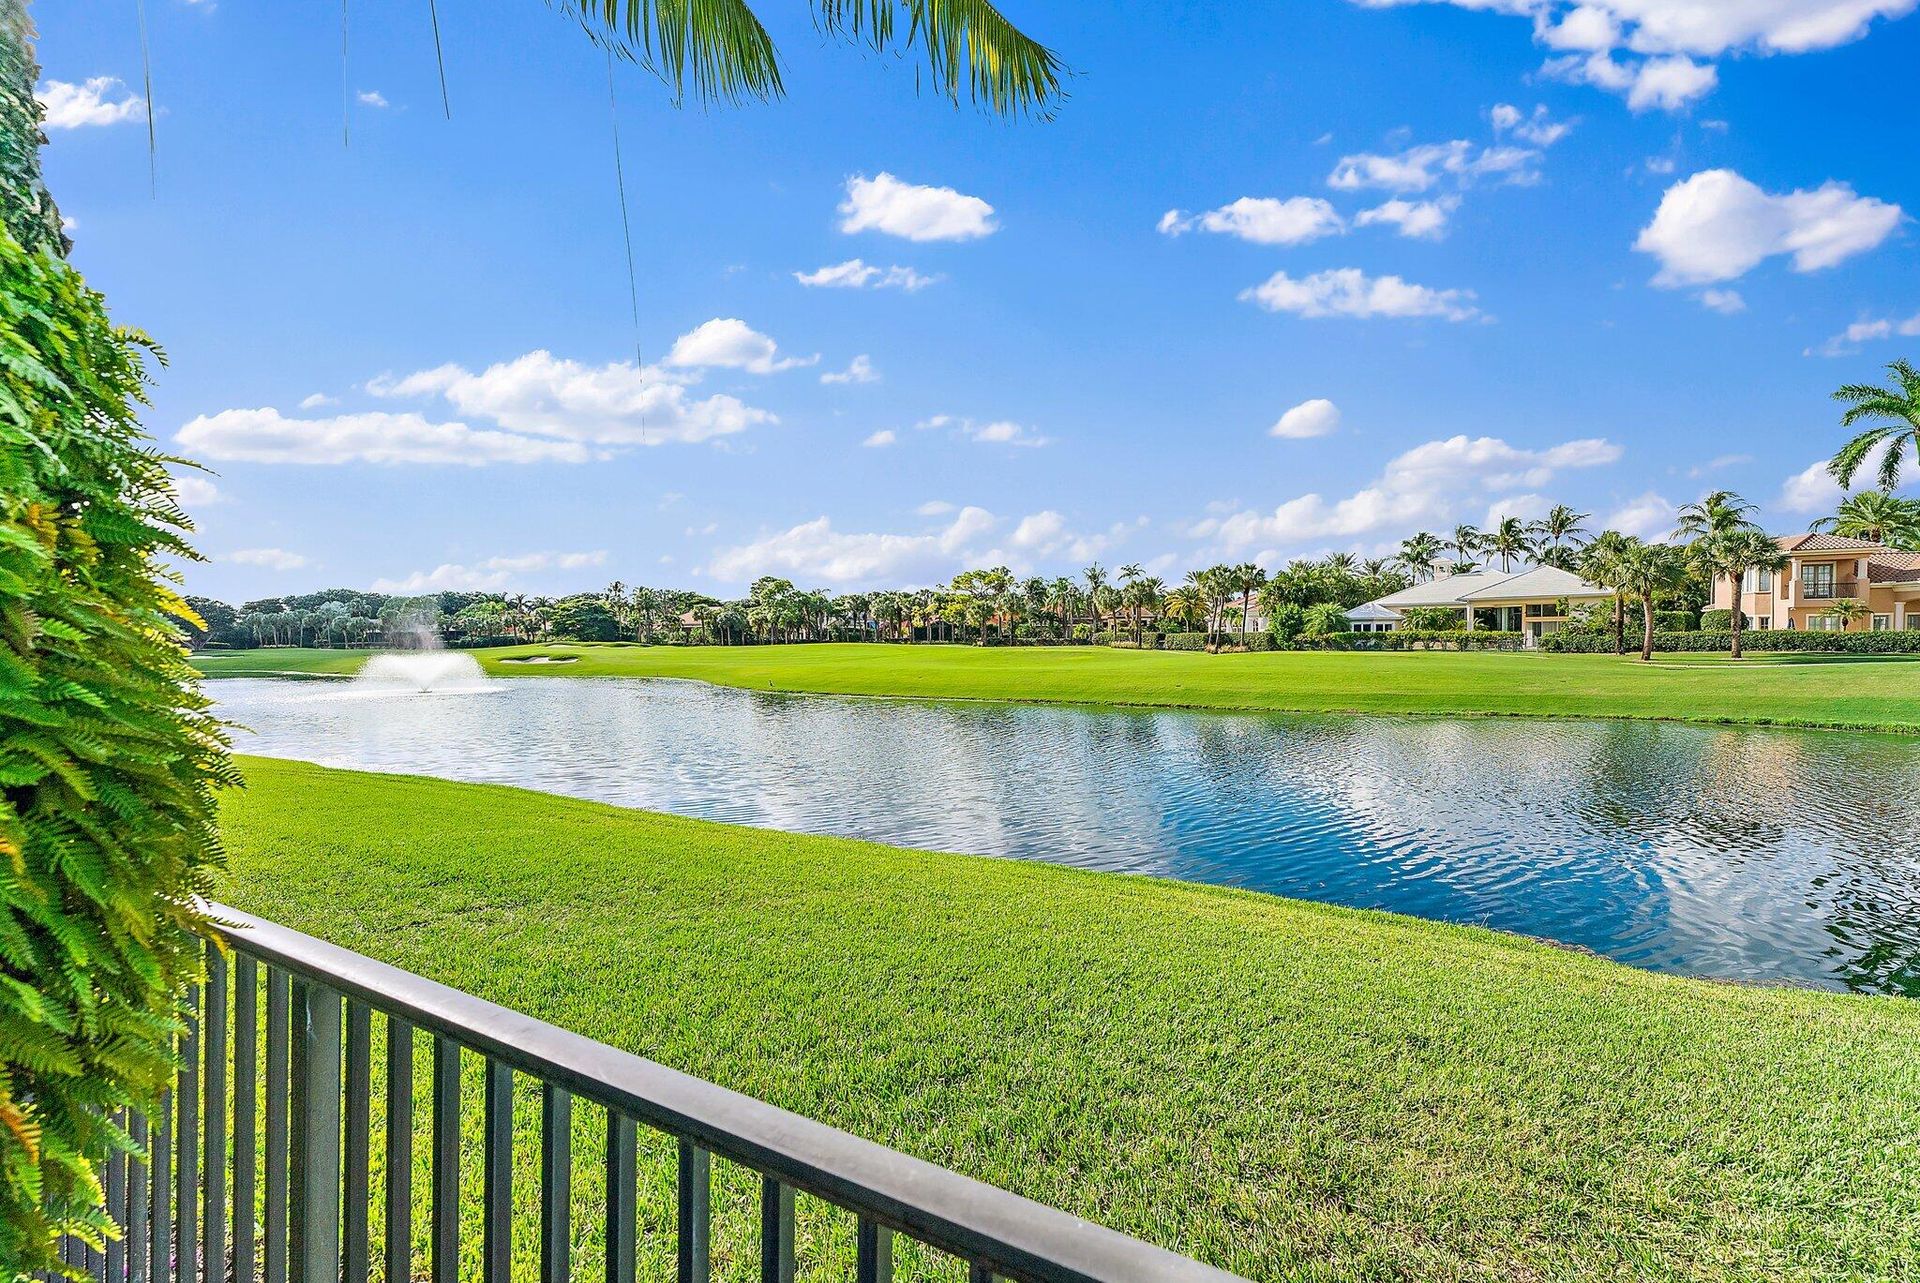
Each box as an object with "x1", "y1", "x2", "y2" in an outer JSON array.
[{"x1": 31, "y1": 0, "x2": 1920, "y2": 600}]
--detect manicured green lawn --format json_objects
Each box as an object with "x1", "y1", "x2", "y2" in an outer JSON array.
[
  {"x1": 193, "y1": 643, "x2": 1920, "y2": 732},
  {"x1": 220, "y1": 758, "x2": 1920, "y2": 1283}
]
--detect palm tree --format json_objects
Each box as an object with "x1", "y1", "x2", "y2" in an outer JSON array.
[
  {"x1": 1234, "y1": 562, "x2": 1267, "y2": 645},
  {"x1": 1118, "y1": 563, "x2": 1145, "y2": 643},
  {"x1": 1483, "y1": 516, "x2": 1536, "y2": 572},
  {"x1": 1829, "y1": 359, "x2": 1920, "y2": 492},
  {"x1": 1533, "y1": 504, "x2": 1590, "y2": 554},
  {"x1": 1396, "y1": 532, "x2": 1444, "y2": 583},
  {"x1": 1162, "y1": 584, "x2": 1203, "y2": 633},
  {"x1": 1812, "y1": 489, "x2": 1920, "y2": 549},
  {"x1": 1698, "y1": 528, "x2": 1789, "y2": 659},
  {"x1": 1821, "y1": 597, "x2": 1869, "y2": 631},
  {"x1": 1616, "y1": 541, "x2": 1689, "y2": 662},
  {"x1": 564, "y1": 1, "x2": 1064, "y2": 117},
  {"x1": 1083, "y1": 563, "x2": 1108, "y2": 633},
  {"x1": 1582, "y1": 530, "x2": 1636, "y2": 656},
  {"x1": 1672, "y1": 489, "x2": 1759, "y2": 543},
  {"x1": 1448, "y1": 523, "x2": 1482, "y2": 570}
]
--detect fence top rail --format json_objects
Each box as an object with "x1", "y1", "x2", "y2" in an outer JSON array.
[{"x1": 208, "y1": 904, "x2": 1247, "y2": 1283}]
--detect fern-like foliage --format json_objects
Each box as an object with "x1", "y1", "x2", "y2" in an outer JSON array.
[{"x1": 0, "y1": 225, "x2": 233, "y2": 1278}]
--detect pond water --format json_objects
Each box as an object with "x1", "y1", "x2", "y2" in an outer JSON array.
[{"x1": 213, "y1": 676, "x2": 1920, "y2": 996}]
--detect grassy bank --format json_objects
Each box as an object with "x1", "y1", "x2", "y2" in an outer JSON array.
[
  {"x1": 220, "y1": 757, "x2": 1920, "y2": 1282},
  {"x1": 193, "y1": 643, "x2": 1920, "y2": 732}
]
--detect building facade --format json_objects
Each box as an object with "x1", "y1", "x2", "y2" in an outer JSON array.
[
  {"x1": 1346, "y1": 565, "x2": 1612, "y2": 646},
  {"x1": 1708, "y1": 533, "x2": 1920, "y2": 631}
]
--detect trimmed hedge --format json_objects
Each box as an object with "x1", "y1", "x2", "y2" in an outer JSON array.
[
  {"x1": 1541, "y1": 629, "x2": 1920, "y2": 655},
  {"x1": 1297, "y1": 630, "x2": 1528, "y2": 652}
]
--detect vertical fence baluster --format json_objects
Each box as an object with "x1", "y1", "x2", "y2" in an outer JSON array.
[
  {"x1": 345, "y1": 1003, "x2": 372, "y2": 1283},
  {"x1": 855, "y1": 1219, "x2": 892, "y2": 1283},
  {"x1": 483, "y1": 1060, "x2": 513, "y2": 1283},
  {"x1": 204, "y1": 952, "x2": 227, "y2": 1283},
  {"x1": 432, "y1": 1037, "x2": 461, "y2": 1283},
  {"x1": 758, "y1": 1177, "x2": 793, "y2": 1283},
  {"x1": 150, "y1": 1090, "x2": 169, "y2": 1283},
  {"x1": 264, "y1": 970, "x2": 289, "y2": 1283},
  {"x1": 288, "y1": 978, "x2": 308, "y2": 1270},
  {"x1": 604, "y1": 1114, "x2": 635, "y2": 1283},
  {"x1": 385, "y1": 1019, "x2": 413, "y2": 1283},
  {"x1": 105, "y1": 1118, "x2": 126, "y2": 1283},
  {"x1": 127, "y1": 1112, "x2": 148, "y2": 1283},
  {"x1": 298, "y1": 985, "x2": 342, "y2": 1283},
  {"x1": 175, "y1": 988, "x2": 198, "y2": 1283},
  {"x1": 540, "y1": 1087, "x2": 570, "y2": 1283},
  {"x1": 233, "y1": 957, "x2": 257, "y2": 1283},
  {"x1": 676, "y1": 1141, "x2": 709, "y2": 1283}
]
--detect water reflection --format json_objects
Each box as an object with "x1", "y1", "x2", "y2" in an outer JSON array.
[{"x1": 212, "y1": 677, "x2": 1920, "y2": 996}]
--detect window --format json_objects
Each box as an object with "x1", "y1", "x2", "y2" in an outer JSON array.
[
  {"x1": 1908, "y1": 614, "x2": 1920, "y2": 631},
  {"x1": 1753, "y1": 618, "x2": 1771, "y2": 630},
  {"x1": 1741, "y1": 567, "x2": 1773, "y2": 593},
  {"x1": 1801, "y1": 563, "x2": 1837, "y2": 599},
  {"x1": 1524, "y1": 603, "x2": 1554, "y2": 618},
  {"x1": 1873, "y1": 615, "x2": 1893, "y2": 632},
  {"x1": 1806, "y1": 614, "x2": 1843, "y2": 632}
]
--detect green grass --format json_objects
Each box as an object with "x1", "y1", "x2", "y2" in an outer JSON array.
[
  {"x1": 193, "y1": 643, "x2": 1920, "y2": 732},
  {"x1": 220, "y1": 757, "x2": 1920, "y2": 1283}
]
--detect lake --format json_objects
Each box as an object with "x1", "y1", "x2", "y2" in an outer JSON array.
[{"x1": 212, "y1": 675, "x2": 1920, "y2": 996}]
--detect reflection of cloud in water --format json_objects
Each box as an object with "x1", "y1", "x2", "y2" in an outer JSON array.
[{"x1": 214, "y1": 677, "x2": 1920, "y2": 995}]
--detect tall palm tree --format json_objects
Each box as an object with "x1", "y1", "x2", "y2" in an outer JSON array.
[
  {"x1": 1698, "y1": 528, "x2": 1789, "y2": 660},
  {"x1": 564, "y1": 1, "x2": 1064, "y2": 116},
  {"x1": 1672, "y1": 489, "x2": 1759, "y2": 543},
  {"x1": 1484, "y1": 516, "x2": 1536, "y2": 572},
  {"x1": 1448, "y1": 523, "x2": 1482, "y2": 570},
  {"x1": 1582, "y1": 531, "x2": 1636, "y2": 656},
  {"x1": 1396, "y1": 532, "x2": 1444, "y2": 583},
  {"x1": 1083, "y1": 563, "x2": 1107, "y2": 633},
  {"x1": 1235, "y1": 562, "x2": 1267, "y2": 645},
  {"x1": 1829, "y1": 359, "x2": 1920, "y2": 492},
  {"x1": 1617, "y1": 541, "x2": 1689, "y2": 662},
  {"x1": 1812, "y1": 489, "x2": 1920, "y2": 549},
  {"x1": 1533, "y1": 504, "x2": 1590, "y2": 554}
]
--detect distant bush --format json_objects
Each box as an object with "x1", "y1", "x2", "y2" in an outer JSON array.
[
  {"x1": 1699, "y1": 610, "x2": 1736, "y2": 632},
  {"x1": 1541, "y1": 629, "x2": 1920, "y2": 655},
  {"x1": 2, "y1": 228, "x2": 232, "y2": 1272},
  {"x1": 1654, "y1": 610, "x2": 1697, "y2": 632},
  {"x1": 1398, "y1": 606, "x2": 1464, "y2": 632},
  {"x1": 1297, "y1": 630, "x2": 1527, "y2": 652}
]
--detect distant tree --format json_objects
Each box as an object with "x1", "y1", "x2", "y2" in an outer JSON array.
[
  {"x1": 1582, "y1": 531, "x2": 1637, "y2": 656},
  {"x1": 548, "y1": 594, "x2": 623, "y2": 641},
  {"x1": 1484, "y1": 516, "x2": 1537, "y2": 572},
  {"x1": 1616, "y1": 541, "x2": 1690, "y2": 661},
  {"x1": 1698, "y1": 528, "x2": 1789, "y2": 659},
  {"x1": 1811, "y1": 489, "x2": 1920, "y2": 549},
  {"x1": 1397, "y1": 531, "x2": 1444, "y2": 583},
  {"x1": 1672, "y1": 489, "x2": 1759, "y2": 543}
]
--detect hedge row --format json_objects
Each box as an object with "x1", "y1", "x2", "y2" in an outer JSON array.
[{"x1": 1541, "y1": 629, "x2": 1920, "y2": 654}]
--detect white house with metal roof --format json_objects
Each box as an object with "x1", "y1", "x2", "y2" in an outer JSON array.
[{"x1": 1347, "y1": 565, "x2": 1610, "y2": 645}]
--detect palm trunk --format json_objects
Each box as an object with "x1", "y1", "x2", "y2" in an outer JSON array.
[
  {"x1": 1640, "y1": 593, "x2": 1656, "y2": 662},
  {"x1": 1729, "y1": 606, "x2": 1744, "y2": 660},
  {"x1": 1612, "y1": 592, "x2": 1625, "y2": 656}
]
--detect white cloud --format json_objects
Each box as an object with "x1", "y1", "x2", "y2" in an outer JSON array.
[
  {"x1": 36, "y1": 77, "x2": 145, "y2": 129},
  {"x1": 176, "y1": 408, "x2": 593, "y2": 466},
  {"x1": 861, "y1": 429, "x2": 897, "y2": 448},
  {"x1": 837, "y1": 172, "x2": 997, "y2": 242},
  {"x1": 356, "y1": 89, "x2": 388, "y2": 108},
  {"x1": 793, "y1": 259, "x2": 940, "y2": 291},
  {"x1": 1269, "y1": 398, "x2": 1343, "y2": 440},
  {"x1": 1604, "y1": 491, "x2": 1678, "y2": 539},
  {"x1": 664, "y1": 318, "x2": 815, "y2": 374},
  {"x1": 1634, "y1": 169, "x2": 1903, "y2": 285},
  {"x1": 1485, "y1": 493, "x2": 1553, "y2": 526},
  {"x1": 1350, "y1": 1, "x2": 1916, "y2": 109},
  {"x1": 170, "y1": 474, "x2": 221, "y2": 507},
  {"x1": 915, "y1": 414, "x2": 1050, "y2": 448},
  {"x1": 1157, "y1": 197, "x2": 1345, "y2": 246},
  {"x1": 1187, "y1": 433, "x2": 1620, "y2": 555},
  {"x1": 372, "y1": 349, "x2": 775, "y2": 446},
  {"x1": 227, "y1": 547, "x2": 310, "y2": 571},
  {"x1": 1240, "y1": 268, "x2": 1482, "y2": 321},
  {"x1": 298, "y1": 392, "x2": 338, "y2": 409},
  {"x1": 370, "y1": 550, "x2": 606, "y2": 594},
  {"x1": 822, "y1": 355, "x2": 879, "y2": 385},
  {"x1": 1778, "y1": 460, "x2": 1846, "y2": 513},
  {"x1": 1354, "y1": 197, "x2": 1458, "y2": 239},
  {"x1": 1808, "y1": 310, "x2": 1920, "y2": 356},
  {"x1": 1490, "y1": 102, "x2": 1575, "y2": 146},
  {"x1": 1007, "y1": 510, "x2": 1129, "y2": 561},
  {"x1": 1328, "y1": 139, "x2": 1542, "y2": 192},
  {"x1": 1697, "y1": 288, "x2": 1746, "y2": 314},
  {"x1": 915, "y1": 500, "x2": 956, "y2": 516},
  {"x1": 706, "y1": 506, "x2": 999, "y2": 587}
]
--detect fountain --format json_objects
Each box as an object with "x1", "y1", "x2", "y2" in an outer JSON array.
[
  {"x1": 350, "y1": 651, "x2": 497, "y2": 694},
  {"x1": 347, "y1": 622, "x2": 495, "y2": 691}
]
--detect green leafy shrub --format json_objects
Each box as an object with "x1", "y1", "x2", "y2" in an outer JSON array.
[
  {"x1": 1398, "y1": 606, "x2": 1464, "y2": 631},
  {"x1": 1265, "y1": 603, "x2": 1305, "y2": 642},
  {"x1": 1699, "y1": 610, "x2": 1736, "y2": 631},
  {"x1": 0, "y1": 228, "x2": 232, "y2": 1275},
  {"x1": 1540, "y1": 629, "x2": 1920, "y2": 654},
  {"x1": 1301, "y1": 603, "x2": 1348, "y2": 637},
  {"x1": 1654, "y1": 610, "x2": 1697, "y2": 632},
  {"x1": 1296, "y1": 630, "x2": 1528, "y2": 652}
]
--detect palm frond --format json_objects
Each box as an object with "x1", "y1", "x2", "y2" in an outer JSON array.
[
  {"x1": 556, "y1": 0, "x2": 784, "y2": 105},
  {"x1": 1877, "y1": 438, "x2": 1908, "y2": 492},
  {"x1": 815, "y1": 0, "x2": 1065, "y2": 117},
  {"x1": 1828, "y1": 427, "x2": 1890, "y2": 488}
]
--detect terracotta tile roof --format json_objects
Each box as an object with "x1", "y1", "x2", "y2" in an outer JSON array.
[
  {"x1": 1778, "y1": 532, "x2": 1887, "y2": 553},
  {"x1": 1868, "y1": 552, "x2": 1920, "y2": 584}
]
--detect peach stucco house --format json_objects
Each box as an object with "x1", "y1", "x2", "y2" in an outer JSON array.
[{"x1": 1708, "y1": 533, "x2": 1920, "y2": 632}]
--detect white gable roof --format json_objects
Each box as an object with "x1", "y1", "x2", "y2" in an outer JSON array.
[
  {"x1": 1345, "y1": 601, "x2": 1403, "y2": 622},
  {"x1": 1458, "y1": 565, "x2": 1607, "y2": 601},
  {"x1": 1372, "y1": 572, "x2": 1514, "y2": 609}
]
